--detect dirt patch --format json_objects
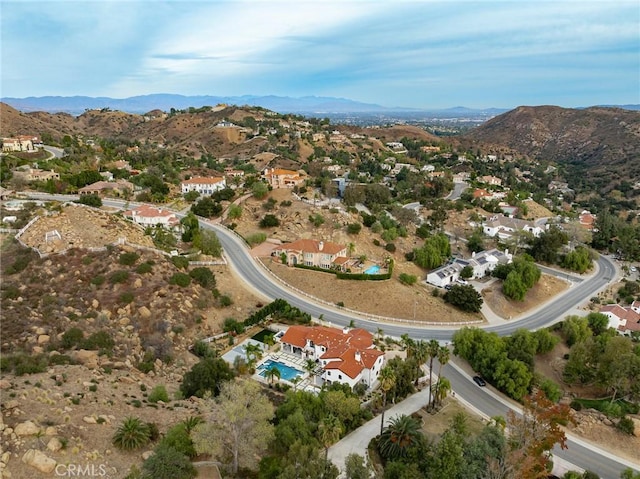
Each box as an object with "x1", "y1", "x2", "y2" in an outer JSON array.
[
  {"x1": 415, "y1": 397, "x2": 486, "y2": 441},
  {"x1": 481, "y1": 275, "x2": 570, "y2": 319},
  {"x1": 263, "y1": 259, "x2": 483, "y2": 324}
]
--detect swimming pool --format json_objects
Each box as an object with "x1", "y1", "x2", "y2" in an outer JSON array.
[
  {"x1": 364, "y1": 265, "x2": 380, "y2": 274},
  {"x1": 257, "y1": 359, "x2": 304, "y2": 381}
]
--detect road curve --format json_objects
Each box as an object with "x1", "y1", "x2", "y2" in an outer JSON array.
[{"x1": 25, "y1": 194, "x2": 636, "y2": 475}]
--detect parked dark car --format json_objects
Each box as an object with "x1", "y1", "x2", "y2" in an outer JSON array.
[{"x1": 472, "y1": 375, "x2": 486, "y2": 387}]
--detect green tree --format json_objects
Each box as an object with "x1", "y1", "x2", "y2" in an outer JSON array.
[
  {"x1": 180, "y1": 212, "x2": 200, "y2": 242},
  {"x1": 503, "y1": 270, "x2": 527, "y2": 301},
  {"x1": 426, "y1": 339, "x2": 440, "y2": 409},
  {"x1": 529, "y1": 226, "x2": 569, "y2": 264},
  {"x1": 467, "y1": 228, "x2": 485, "y2": 253},
  {"x1": 252, "y1": 181, "x2": 269, "y2": 199},
  {"x1": 493, "y1": 357, "x2": 533, "y2": 400},
  {"x1": 344, "y1": 453, "x2": 369, "y2": 479},
  {"x1": 77, "y1": 193, "x2": 102, "y2": 207},
  {"x1": 227, "y1": 203, "x2": 242, "y2": 219},
  {"x1": 192, "y1": 379, "x2": 275, "y2": 476},
  {"x1": 193, "y1": 228, "x2": 222, "y2": 256},
  {"x1": 191, "y1": 197, "x2": 222, "y2": 218},
  {"x1": 443, "y1": 284, "x2": 483, "y2": 312},
  {"x1": 180, "y1": 357, "x2": 234, "y2": 398},
  {"x1": 561, "y1": 316, "x2": 592, "y2": 347}
]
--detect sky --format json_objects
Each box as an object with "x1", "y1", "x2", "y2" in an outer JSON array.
[{"x1": 2, "y1": 0, "x2": 639, "y2": 109}]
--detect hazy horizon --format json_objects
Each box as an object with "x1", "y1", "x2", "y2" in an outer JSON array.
[{"x1": 2, "y1": 1, "x2": 639, "y2": 110}]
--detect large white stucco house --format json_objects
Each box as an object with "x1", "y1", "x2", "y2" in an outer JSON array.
[
  {"x1": 272, "y1": 239, "x2": 350, "y2": 271},
  {"x1": 279, "y1": 325, "x2": 384, "y2": 389},
  {"x1": 122, "y1": 204, "x2": 180, "y2": 229},
  {"x1": 426, "y1": 248, "x2": 513, "y2": 288},
  {"x1": 181, "y1": 176, "x2": 226, "y2": 195},
  {"x1": 482, "y1": 214, "x2": 544, "y2": 240}
]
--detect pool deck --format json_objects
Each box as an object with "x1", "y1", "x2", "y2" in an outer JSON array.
[{"x1": 254, "y1": 350, "x2": 321, "y2": 392}]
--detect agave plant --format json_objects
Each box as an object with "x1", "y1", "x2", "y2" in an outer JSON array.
[{"x1": 112, "y1": 416, "x2": 151, "y2": 451}]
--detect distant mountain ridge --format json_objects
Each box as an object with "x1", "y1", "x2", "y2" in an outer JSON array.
[{"x1": 0, "y1": 94, "x2": 516, "y2": 116}]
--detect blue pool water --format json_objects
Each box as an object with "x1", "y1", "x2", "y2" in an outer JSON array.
[
  {"x1": 364, "y1": 265, "x2": 380, "y2": 274},
  {"x1": 258, "y1": 359, "x2": 304, "y2": 381}
]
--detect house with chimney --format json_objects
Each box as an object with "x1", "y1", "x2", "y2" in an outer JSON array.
[
  {"x1": 180, "y1": 176, "x2": 226, "y2": 195},
  {"x1": 279, "y1": 325, "x2": 385, "y2": 389},
  {"x1": 272, "y1": 238, "x2": 350, "y2": 271},
  {"x1": 122, "y1": 204, "x2": 180, "y2": 229}
]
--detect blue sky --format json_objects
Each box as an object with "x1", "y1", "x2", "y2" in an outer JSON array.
[{"x1": 2, "y1": 0, "x2": 639, "y2": 109}]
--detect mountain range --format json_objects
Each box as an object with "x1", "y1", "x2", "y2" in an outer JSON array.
[{"x1": 0, "y1": 94, "x2": 513, "y2": 116}]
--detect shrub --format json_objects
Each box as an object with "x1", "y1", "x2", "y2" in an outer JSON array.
[
  {"x1": 169, "y1": 273, "x2": 191, "y2": 287},
  {"x1": 119, "y1": 252, "x2": 140, "y2": 266},
  {"x1": 398, "y1": 273, "x2": 417, "y2": 285},
  {"x1": 112, "y1": 417, "x2": 151, "y2": 450},
  {"x1": 219, "y1": 295, "x2": 233, "y2": 307},
  {"x1": 109, "y1": 270, "x2": 130, "y2": 284},
  {"x1": 346, "y1": 223, "x2": 362, "y2": 235},
  {"x1": 136, "y1": 262, "x2": 153, "y2": 274},
  {"x1": 83, "y1": 331, "x2": 115, "y2": 351},
  {"x1": 77, "y1": 194, "x2": 102, "y2": 207},
  {"x1": 617, "y1": 416, "x2": 636, "y2": 436},
  {"x1": 246, "y1": 233, "x2": 267, "y2": 246},
  {"x1": 119, "y1": 292, "x2": 134, "y2": 304},
  {"x1": 171, "y1": 256, "x2": 189, "y2": 270},
  {"x1": 189, "y1": 267, "x2": 216, "y2": 288},
  {"x1": 148, "y1": 385, "x2": 169, "y2": 404},
  {"x1": 161, "y1": 423, "x2": 198, "y2": 458},
  {"x1": 62, "y1": 327, "x2": 84, "y2": 349},
  {"x1": 259, "y1": 214, "x2": 280, "y2": 228},
  {"x1": 385, "y1": 243, "x2": 396, "y2": 253},
  {"x1": 142, "y1": 443, "x2": 197, "y2": 479},
  {"x1": 223, "y1": 318, "x2": 244, "y2": 334},
  {"x1": 91, "y1": 275, "x2": 106, "y2": 286}
]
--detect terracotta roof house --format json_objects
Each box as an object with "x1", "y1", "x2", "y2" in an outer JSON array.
[
  {"x1": 122, "y1": 204, "x2": 180, "y2": 229},
  {"x1": 579, "y1": 210, "x2": 596, "y2": 231},
  {"x1": 78, "y1": 180, "x2": 134, "y2": 197},
  {"x1": 279, "y1": 325, "x2": 385, "y2": 389},
  {"x1": 600, "y1": 302, "x2": 640, "y2": 336},
  {"x1": 262, "y1": 168, "x2": 305, "y2": 189},
  {"x1": 272, "y1": 239, "x2": 349, "y2": 271},
  {"x1": 181, "y1": 176, "x2": 226, "y2": 195}
]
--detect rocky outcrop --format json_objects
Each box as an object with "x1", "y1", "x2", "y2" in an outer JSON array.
[{"x1": 21, "y1": 449, "x2": 56, "y2": 473}]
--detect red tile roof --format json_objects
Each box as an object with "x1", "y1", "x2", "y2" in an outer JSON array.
[
  {"x1": 279, "y1": 238, "x2": 345, "y2": 255},
  {"x1": 280, "y1": 326, "x2": 382, "y2": 379}
]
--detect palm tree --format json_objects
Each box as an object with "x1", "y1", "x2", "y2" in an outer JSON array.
[
  {"x1": 291, "y1": 376, "x2": 302, "y2": 392},
  {"x1": 265, "y1": 366, "x2": 281, "y2": 386},
  {"x1": 400, "y1": 334, "x2": 415, "y2": 356},
  {"x1": 244, "y1": 343, "x2": 263, "y2": 369},
  {"x1": 378, "y1": 366, "x2": 396, "y2": 435},
  {"x1": 347, "y1": 242, "x2": 356, "y2": 257},
  {"x1": 426, "y1": 339, "x2": 440, "y2": 409},
  {"x1": 376, "y1": 327, "x2": 385, "y2": 343},
  {"x1": 433, "y1": 345, "x2": 450, "y2": 408},
  {"x1": 319, "y1": 414, "x2": 343, "y2": 478},
  {"x1": 378, "y1": 414, "x2": 423, "y2": 462},
  {"x1": 304, "y1": 359, "x2": 317, "y2": 385},
  {"x1": 433, "y1": 377, "x2": 451, "y2": 408}
]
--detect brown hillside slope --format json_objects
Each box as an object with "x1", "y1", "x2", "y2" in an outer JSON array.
[{"x1": 461, "y1": 105, "x2": 640, "y2": 190}]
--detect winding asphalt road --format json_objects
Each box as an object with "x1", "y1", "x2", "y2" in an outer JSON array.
[{"x1": 25, "y1": 194, "x2": 637, "y2": 476}]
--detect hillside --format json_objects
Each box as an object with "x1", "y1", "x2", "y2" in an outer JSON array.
[{"x1": 461, "y1": 105, "x2": 640, "y2": 192}]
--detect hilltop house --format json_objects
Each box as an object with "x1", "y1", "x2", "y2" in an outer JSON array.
[
  {"x1": 279, "y1": 325, "x2": 385, "y2": 389},
  {"x1": 273, "y1": 239, "x2": 350, "y2": 271},
  {"x1": 262, "y1": 168, "x2": 305, "y2": 189},
  {"x1": 122, "y1": 204, "x2": 180, "y2": 229},
  {"x1": 599, "y1": 302, "x2": 640, "y2": 336},
  {"x1": 482, "y1": 214, "x2": 544, "y2": 240},
  {"x1": 78, "y1": 180, "x2": 134, "y2": 197},
  {"x1": 180, "y1": 176, "x2": 226, "y2": 195},
  {"x1": 2, "y1": 135, "x2": 40, "y2": 152},
  {"x1": 426, "y1": 248, "x2": 513, "y2": 288}
]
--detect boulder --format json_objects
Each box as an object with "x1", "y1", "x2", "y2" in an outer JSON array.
[
  {"x1": 71, "y1": 350, "x2": 99, "y2": 369},
  {"x1": 47, "y1": 437, "x2": 63, "y2": 452},
  {"x1": 21, "y1": 449, "x2": 56, "y2": 474},
  {"x1": 14, "y1": 421, "x2": 39, "y2": 436},
  {"x1": 83, "y1": 416, "x2": 97, "y2": 424},
  {"x1": 37, "y1": 335, "x2": 50, "y2": 345},
  {"x1": 0, "y1": 380, "x2": 10, "y2": 390},
  {"x1": 138, "y1": 306, "x2": 151, "y2": 318}
]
